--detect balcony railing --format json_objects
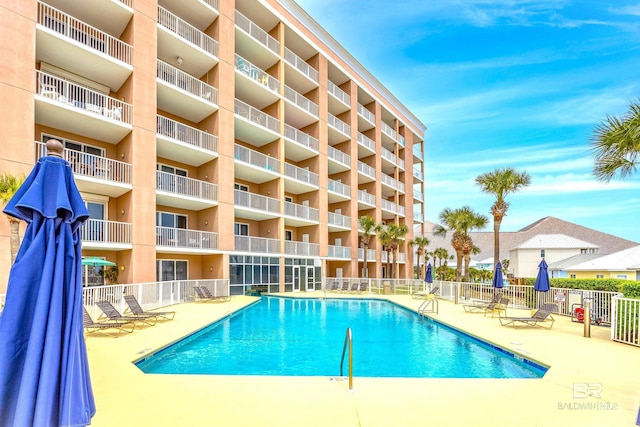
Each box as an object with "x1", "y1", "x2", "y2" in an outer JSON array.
[
  {"x1": 284, "y1": 202, "x2": 319, "y2": 222},
  {"x1": 37, "y1": 1, "x2": 132, "y2": 64},
  {"x1": 357, "y1": 132, "x2": 375, "y2": 152},
  {"x1": 235, "y1": 235, "x2": 280, "y2": 254},
  {"x1": 36, "y1": 71, "x2": 132, "y2": 123},
  {"x1": 156, "y1": 171, "x2": 218, "y2": 201},
  {"x1": 358, "y1": 248, "x2": 377, "y2": 262},
  {"x1": 234, "y1": 144, "x2": 280, "y2": 172},
  {"x1": 413, "y1": 168, "x2": 424, "y2": 181},
  {"x1": 381, "y1": 122, "x2": 397, "y2": 141},
  {"x1": 381, "y1": 147, "x2": 404, "y2": 169},
  {"x1": 381, "y1": 199, "x2": 397, "y2": 213},
  {"x1": 413, "y1": 144, "x2": 423, "y2": 161},
  {"x1": 234, "y1": 190, "x2": 280, "y2": 214},
  {"x1": 328, "y1": 146, "x2": 350, "y2": 167},
  {"x1": 35, "y1": 141, "x2": 132, "y2": 185},
  {"x1": 328, "y1": 245, "x2": 351, "y2": 259},
  {"x1": 283, "y1": 124, "x2": 319, "y2": 152},
  {"x1": 414, "y1": 211, "x2": 424, "y2": 223},
  {"x1": 358, "y1": 190, "x2": 375, "y2": 206},
  {"x1": 357, "y1": 161, "x2": 376, "y2": 180},
  {"x1": 284, "y1": 85, "x2": 319, "y2": 116},
  {"x1": 157, "y1": 115, "x2": 217, "y2": 153},
  {"x1": 328, "y1": 81, "x2": 350, "y2": 105},
  {"x1": 81, "y1": 219, "x2": 132, "y2": 245},
  {"x1": 201, "y1": 0, "x2": 219, "y2": 10},
  {"x1": 357, "y1": 103, "x2": 375, "y2": 123},
  {"x1": 283, "y1": 47, "x2": 318, "y2": 82},
  {"x1": 156, "y1": 226, "x2": 218, "y2": 250},
  {"x1": 414, "y1": 191, "x2": 424, "y2": 203},
  {"x1": 234, "y1": 99, "x2": 279, "y2": 133},
  {"x1": 284, "y1": 163, "x2": 318, "y2": 187},
  {"x1": 157, "y1": 60, "x2": 218, "y2": 104},
  {"x1": 327, "y1": 179, "x2": 350, "y2": 198},
  {"x1": 235, "y1": 55, "x2": 279, "y2": 92},
  {"x1": 328, "y1": 113, "x2": 351, "y2": 136},
  {"x1": 235, "y1": 10, "x2": 280, "y2": 54},
  {"x1": 284, "y1": 241, "x2": 320, "y2": 256},
  {"x1": 328, "y1": 212, "x2": 350, "y2": 228},
  {"x1": 158, "y1": 6, "x2": 218, "y2": 57},
  {"x1": 381, "y1": 173, "x2": 404, "y2": 193}
]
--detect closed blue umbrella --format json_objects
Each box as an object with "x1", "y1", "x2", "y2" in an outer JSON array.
[
  {"x1": 0, "y1": 140, "x2": 95, "y2": 426},
  {"x1": 534, "y1": 259, "x2": 551, "y2": 307},
  {"x1": 492, "y1": 262, "x2": 504, "y2": 289},
  {"x1": 424, "y1": 263, "x2": 433, "y2": 284}
]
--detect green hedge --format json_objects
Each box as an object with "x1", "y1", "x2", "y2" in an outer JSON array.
[{"x1": 520, "y1": 278, "x2": 640, "y2": 298}]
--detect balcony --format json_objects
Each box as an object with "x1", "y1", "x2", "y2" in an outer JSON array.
[
  {"x1": 414, "y1": 211, "x2": 424, "y2": 224},
  {"x1": 357, "y1": 161, "x2": 376, "y2": 184},
  {"x1": 156, "y1": 171, "x2": 218, "y2": 210},
  {"x1": 283, "y1": 163, "x2": 319, "y2": 194},
  {"x1": 284, "y1": 241, "x2": 320, "y2": 257},
  {"x1": 358, "y1": 248, "x2": 377, "y2": 262},
  {"x1": 381, "y1": 146, "x2": 404, "y2": 171},
  {"x1": 381, "y1": 173, "x2": 405, "y2": 195},
  {"x1": 234, "y1": 190, "x2": 280, "y2": 221},
  {"x1": 327, "y1": 179, "x2": 351, "y2": 203},
  {"x1": 283, "y1": 201, "x2": 319, "y2": 226},
  {"x1": 283, "y1": 47, "x2": 318, "y2": 93},
  {"x1": 381, "y1": 121, "x2": 404, "y2": 147},
  {"x1": 283, "y1": 123, "x2": 318, "y2": 162},
  {"x1": 357, "y1": 132, "x2": 376, "y2": 158},
  {"x1": 81, "y1": 219, "x2": 132, "y2": 251},
  {"x1": 283, "y1": 85, "x2": 318, "y2": 128},
  {"x1": 235, "y1": 235, "x2": 280, "y2": 254},
  {"x1": 156, "y1": 226, "x2": 218, "y2": 253},
  {"x1": 44, "y1": 0, "x2": 133, "y2": 37},
  {"x1": 414, "y1": 190, "x2": 424, "y2": 203},
  {"x1": 235, "y1": 55, "x2": 279, "y2": 108},
  {"x1": 327, "y1": 245, "x2": 351, "y2": 259},
  {"x1": 327, "y1": 212, "x2": 351, "y2": 232},
  {"x1": 327, "y1": 113, "x2": 351, "y2": 144},
  {"x1": 234, "y1": 11, "x2": 280, "y2": 70},
  {"x1": 381, "y1": 199, "x2": 405, "y2": 218},
  {"x1": 156, "y1": 115, "x2": 218, "y2": 167},
  {"x1": 234, "y1": 99, "x2": 280, "y2": 147},
  {"x1": 413, "y1": 168, "x2": 424, "y2": 182},
  {"x1": 357, "y1": 103, "x2": 375, "y2": 131},
  {"x1": 234, "y1": 144, "x2": 280, "y2": 184},
  {"x1": 413, "y1": 144, "x2": 423, "y2": 163},
  {"x1": 157, "y1": 60, "x2": 218, "y2": 122},
  {"x1": 158, "y1": 0, "x2": 219, "y2": 32},
  {"x1": 328, "y1": 81, "x2": 350, "y2": 114},
  {"x1": 358, "y1": 190, "x2": 375, "y2": 209},
  {"x1": 35, "y1": 71, "x2": 132, "y2": 143},
  {"x1": 327, "y1": 146, "x2": 350, "y2": 175},
  {"x1": 35, "y1": 141, "x2": 132, "y2": 198},
  {"x1": 157, "y1": 6, "x2": 219, "y2": 78},
  {"x1": 36, "y1": 1, "x2": 133, "y2": 91}
]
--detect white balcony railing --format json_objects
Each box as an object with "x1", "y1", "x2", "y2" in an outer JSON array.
[
  {"x1": 357, "y1": 103, "x2": 375, "y2": 124},
  {"x1": 284, "y1": 241, "x2": 320, "y2": 256},
  {"x1": 357, "y1": 161, "x2": 376, "y2": 180},
  {"x1": 158, "y1": 6, "x2": 218, "y2": 57},
  {"x1": 328, "y1": 212, "x2": 351, "y2": 228},
  {"x1": 156, "y1": 171, "x2": 218, "y2": 201},
  {"x1": 234, "y1": 235, "x2": 280, "y2": 254},
  {"x1": 283, "y1": 124, "x2": 319, "y2": 152},
  {"x1": 284, "y1": 163, "x2": 319, "y2": 187},
  {"x1": 234, "y1": 144, "x2": 280, "y2": 172},
  {"x1": 234, "y1": 99, "x2": 279, "y2": 133},
  {"x1": 328, "y1": 113, "x2": 350, "y2": 136},
  {"x1": 413, "y1": 168, "x2": 424, "y2": 181},
  {"x1": 235, "y1": 10, "x2": 280, "y2": 54},
  {"x1": 156, "y1": 226, "x2": 218, "y2": 250},
  {"x1": 358, "y1": 190, "x2": 375, "y2": 206},
  {"x1": 381, "y1": 173, "x2": 404, "y2": 193},
  {"x1": 284, "y1": 202, "x2": 319, "y2": 222},
  {"x1": 327, "y1": 146, "x2": 350, "y2": 166},
  {"x1": 381, "y1": 147, "x2": 404, "y2": 169},
  {"x1": 37, "y1": 71, "x2": 132, "y2": 123},
  {"x1": 37, "y1": 2, "x2": 132, "y2": 64},
  {"x1": 81, "y1": 219, "x2": 132, "y2": 245},
  {"x1": 328, "y1": 245, "x2": 351, "y2": 259},
  {"x1": 234, "y1": 190, "x2": 280, "y2": 214},
  {"x1": 283, "y1": 47, "x2": 319, "y2": 82},
  {"x1": 35, "y1": 141, "x2": 132, "y2": 185},
  {"x1": 381, "y1": 122, "x2": 397, "y2": 141},
  {"x1": 327, "y1": 179, "x2": 350, "y2": 198},
  {"x1": 235, "y1": 55, "x2": 279, "y2": 92},
  {"x1": 413, "y1": 144, "x2": 423, "y2": 161},
  {"x1": 327, "y1": 81, "x2": 350, "y2": 105},
  {"x1": 157, "y1": 60, "x2": 218, "y2": 104},
  {"x1": 358, "y1": 248, "x2": 377, "y2": 262},
  {"x1": 157, "y1": 115, "x2": 217, "y2": 153},
  {"x1": 357, "y1": 132, "x2": 376, "y2": 152},
  {"x1": 284, "y1": 85, "x2": 319, "y2": 116}
]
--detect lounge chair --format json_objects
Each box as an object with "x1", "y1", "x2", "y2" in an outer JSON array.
[
  {"x1": 124, "y1": 295, "x2": 176, "y2": 321},
  {"x1": 194, "y1": 286, "x2": 231, "y2": 302},
  {"x1": 83, "y1": 306, "x2": 135, "y2": 336},
  {"x1": 328, "y1": 282, "x2": 339, "y2": 292},
  {"x1": 340, "y1": 282, "x2": 350, "y2": 292},
  {"x1": 349, "y1": 282, "x2": 359, "y2": 292},
  {"x1": 462, "y1": 292, "x2": 503, "y2": 312},
  {"x1": 414, "y1": 286, "x2": 439, "y2": 299},
  {"x1": 96, "y1": 300, "x2": 158, "y2": 326},
  {"x1": 483, "y1": 297, "x2": 509, "y2": 318},
  {"x1": 499, "y1": 303, "x2": 556, "y2": 329},
  {"x1": 358, "y1": 282, "x2": 369, "y2": 293}
]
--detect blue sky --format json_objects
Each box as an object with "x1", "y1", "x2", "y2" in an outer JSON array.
[{"x1": 295, "y1": 0, "x2": 640, "y2": 242}]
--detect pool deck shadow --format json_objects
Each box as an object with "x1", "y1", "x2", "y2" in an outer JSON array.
[{"x1": 86, "y1": 293, "x2": 640, "y2": 427}]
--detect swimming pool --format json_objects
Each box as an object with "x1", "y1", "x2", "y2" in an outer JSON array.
[{"x1": 136, "y1": 297, "x2": 547, "y2": 378}]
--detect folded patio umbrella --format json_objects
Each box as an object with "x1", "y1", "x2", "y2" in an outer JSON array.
[
  {"x1": 0, "y1": 140, "x2": 95, "y2": 426},
  {"x1": 424, "y1": 263, "x2": 433, "y2": 284},
  {"x1": 534, "y1": 258, "x2": 551, "y2": 307},
  {"x1": 492, "y1": 261, "x2": 504, "y2": 289}
]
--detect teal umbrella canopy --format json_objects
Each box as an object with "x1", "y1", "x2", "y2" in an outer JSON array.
[{"x1": 81, "y1": 257, "x2": 116, "y2": 267}]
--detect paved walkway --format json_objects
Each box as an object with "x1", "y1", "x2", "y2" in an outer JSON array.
[{"x1": 85, "y1": 293, "x2": 640, "y2": 427}]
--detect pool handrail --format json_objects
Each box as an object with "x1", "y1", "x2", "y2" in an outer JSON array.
[{"x1": 340, "y1": 327, "x2": 353, "y2": 391}]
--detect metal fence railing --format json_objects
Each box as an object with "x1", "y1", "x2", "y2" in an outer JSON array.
[{"x1": 611, "y1": 296, "x2": 640, "y2": 347}]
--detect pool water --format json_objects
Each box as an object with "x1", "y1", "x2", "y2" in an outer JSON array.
[{"x1": 136, "y1": 297, "x2": 547, "y2": 378}]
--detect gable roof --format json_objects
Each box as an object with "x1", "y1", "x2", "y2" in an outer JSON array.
[
  {"x1": 568, "y1": 245, "x2": 640, "y2": 271},
  {"x1": 514, "y1": 234, "x2": 599, "y2": 250},
  {"x1": 546, "y1": 254, "x2": 602, "y2": 270}
]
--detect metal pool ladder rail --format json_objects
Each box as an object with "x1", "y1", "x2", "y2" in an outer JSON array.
[{"x1": 340, "y1": 327, "x2": 353, "y2": 391}]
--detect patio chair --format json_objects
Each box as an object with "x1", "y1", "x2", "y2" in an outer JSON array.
[
  {"x1": 96, "y1": 300, "x2": 158, "y2": 326},
  {"x1": 414, "y1": 286, "x2": 440, "y2": 299},
  {"x1": 339, "y1": 282, "x2": 350, "y2": 292},
  {"x1": 483, "y1": 297, "x2": 509, "y2": 318},
  {"x1": 349, "y1": 282, "x2": 360, "y2": 292},
  {"x1": 358, "y1": 282, "x2": 369, "y2": 293},
  {"x1": 499, "y1": 303, "x2": 556, "y2": 329},
  {"x1": 123, "y1": 295, "x2": 176, "y2": 321},
  {"x1": 328, "y1": 282, "x2": 339, "y2": 292},
  {"x1": 462, "y1": 292, "x2": 503, "y2": 312},
  {"x1": 194, "y1": 286, "x2": 230, "y2": 302},
  {"x1": 83, "y1": 306, "x2": 135, "y2": 337}
]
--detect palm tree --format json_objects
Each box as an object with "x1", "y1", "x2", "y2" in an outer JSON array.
[
  {"x1": 475, "y1": 168, "x2": 530, "y2": 270},
  {"x1": 0, "y1": 173, "x2": 26, "y2": 265},
  {"x1": 375, "y1": 225, "x2": 392, "y2": 278},
  {"x1": 434, "y1": 206, "x2": 488, "y2": 282},
  {"x1": 358, "y1": 215, "x2": 377, "y2": 278},
  {"x1": 408, "y1": 236, "x2": 430, "y2": 279},
  {"x1": 591, "y1": 98, "x2": 640, "y2": 182},
  {"x1": 387, "y1": 223, "x2": 409, "y2": 279},
  {"x1": 433, "y1": 247, "x2": 452, "y2": 280}
]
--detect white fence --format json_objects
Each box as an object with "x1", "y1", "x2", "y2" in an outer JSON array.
[{"x1": 611, "y1": 296, "x2": 640, "y2": 347}]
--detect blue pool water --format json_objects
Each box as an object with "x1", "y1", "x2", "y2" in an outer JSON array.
[{"x1": 136, "y1": 297, "x2": 547, "y2": 378}]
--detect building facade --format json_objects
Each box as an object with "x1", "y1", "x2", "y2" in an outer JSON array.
[{"x1": 0, "y1": 0, "x2": 426, "y2": 295}]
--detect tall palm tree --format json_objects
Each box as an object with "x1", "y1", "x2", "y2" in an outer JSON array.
[
  {"x1": 475, "y1": 168, "x2": 530, "y2": 270},
  {"x1": 409, "y1": 236, "x2": 430, "y2": 279},
  {"x1": 375, "y1": 225, "x2": 392, "y2": 278},
  {"x1": 432, "y1": 247, "x2": 452, "y2": 280},
  {"x1": 0, "y1": 173, "x2": 26, "y2": 265},
  {"x1": 591, "y1": 98, "x2": 640, "y2": 182},
  {"x1": 434, "y1": 207, "x2": 488, "y2": 282},
  {"x1": 387, "y1": 223, "x2": 409, "y2": 279},
  {"x1": 358, "y1": 215, "x2": 377, "y2": 278}
]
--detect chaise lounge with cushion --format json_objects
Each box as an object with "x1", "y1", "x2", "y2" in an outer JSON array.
[{"x1": 498, "y1": 303, "x2": 556, "y2": 329}]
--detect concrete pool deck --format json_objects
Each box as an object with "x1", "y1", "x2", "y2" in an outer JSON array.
[{"x1": 85, "y1": 293, "x2": 640, "y2": 427}]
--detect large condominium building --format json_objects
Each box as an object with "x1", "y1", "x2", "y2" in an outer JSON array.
[{"x1": 0, "y1": 0, "x2": 426, "y2": 295}]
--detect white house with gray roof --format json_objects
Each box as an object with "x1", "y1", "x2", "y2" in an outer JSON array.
[{"x1": 565, "y1": 245, "x2": 640, "y2": 281}]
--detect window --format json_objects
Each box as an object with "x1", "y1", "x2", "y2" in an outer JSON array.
[
  {"x1": 596, "y1": 274, "x2": 604, "y2": 279},
  {"x1": 234, "y1": 223, "x2": 249, "y2": 236},
  {"x1": 156, "y1": 211, "x2": 187, "y2": 228},
  {"x1": 540, "y1": 249, "x2": 546, "y2": 258},
  {"x1": 284, "y1": 230, "x2": 292, "y2": 241},
  {"x1": 235, "y1": 183, "x2": 249, "y2": 192},
  {"x1": 570, "y1": 274, "x2": 576, "y2": 279},
  {"x1": 616, "y1": 274, "x2": 628, "y2": 280},
  {"x1": 156, "y1": 260, "x2": 188, "y2": 281}
]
